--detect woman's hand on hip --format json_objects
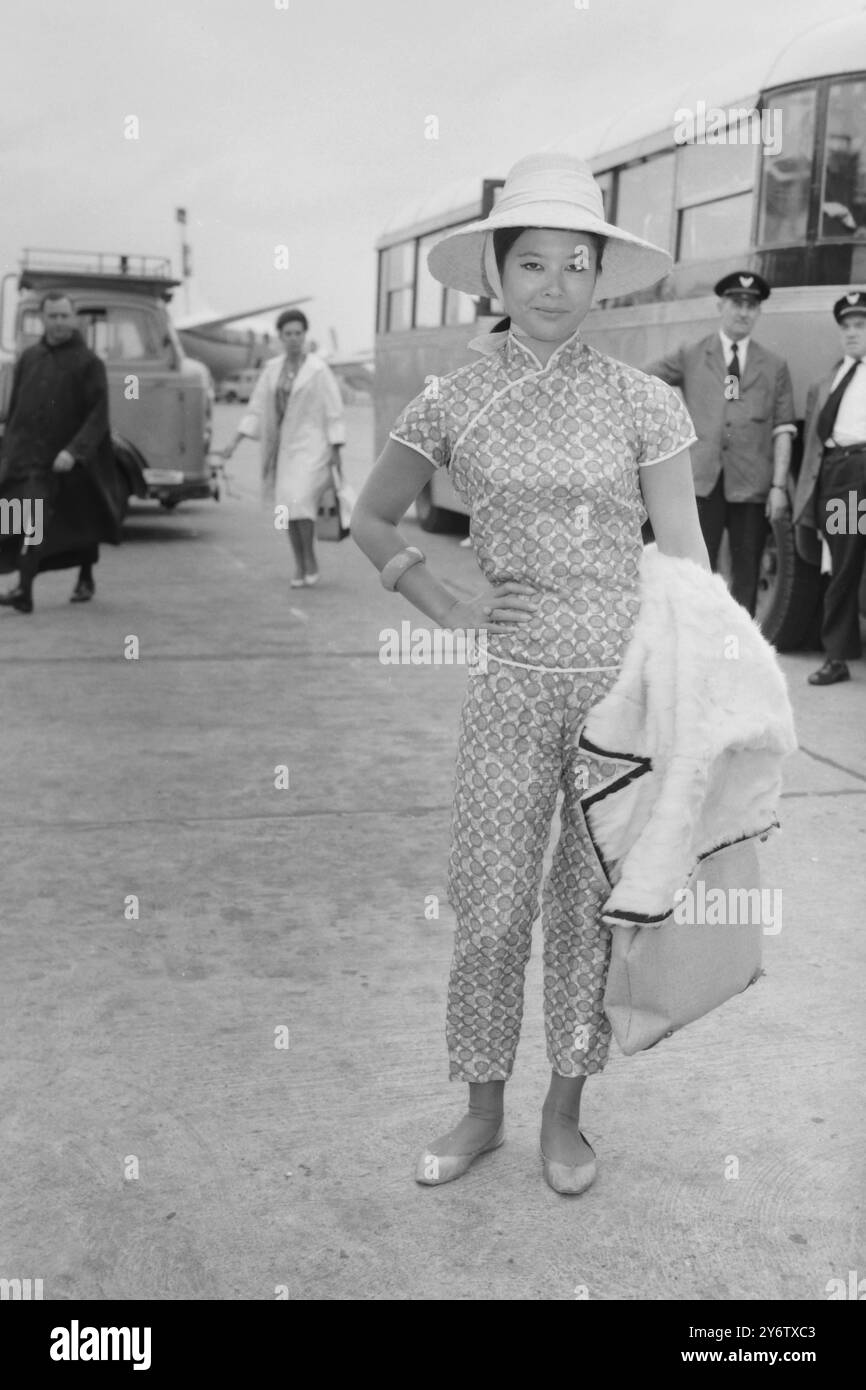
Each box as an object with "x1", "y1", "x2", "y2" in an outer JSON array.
[{"x1": 443, "y1": 582, "x2": 540, "y2": 633}]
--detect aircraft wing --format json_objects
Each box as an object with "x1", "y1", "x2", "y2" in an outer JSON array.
[
  {"x1": 322, "y1": 350, "x2": 374, "y2": 368},
  {"x1": 174, "y1": 297, "x2": 313, "y2": 332}
]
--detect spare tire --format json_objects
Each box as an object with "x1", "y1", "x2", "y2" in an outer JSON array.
[{"x1": 756, "y1": 517, "x2": 822, "y2": 651}]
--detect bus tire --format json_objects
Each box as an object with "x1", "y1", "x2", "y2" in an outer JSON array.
[
  {"x1": 415, "y1": 482, "x2": 461, "y2": 533},
  {"x1": 756, "y1": 517, "x2": 822, "y2": 652}
]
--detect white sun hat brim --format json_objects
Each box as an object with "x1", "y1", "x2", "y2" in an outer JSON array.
[{"x1": 426, "y1": 153, "x2": 672, "y2": 302}]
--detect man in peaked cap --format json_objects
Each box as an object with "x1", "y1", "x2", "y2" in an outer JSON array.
[
  {"x1": 793, "y1": 290, "x2": 866, "y2": 684},
  {"x1": 646, "y1": 270, "x2": 796, "y2": 616}
]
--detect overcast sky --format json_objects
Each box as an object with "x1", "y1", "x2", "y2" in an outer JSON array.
[{"x1": 0, "y1": 0, "x2": 857, "y2": 353}]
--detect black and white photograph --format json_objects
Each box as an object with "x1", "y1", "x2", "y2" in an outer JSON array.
[{"x1": 1, "y1": 0, "x2": 864, "y2": 1341}]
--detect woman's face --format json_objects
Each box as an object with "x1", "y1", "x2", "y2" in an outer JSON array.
[
  {"x1": 280, "y1": 321, "x2": 306, "y2": 354},
  {"x1": 501, "y1": 228, "x2": 600, "y2": 348}
]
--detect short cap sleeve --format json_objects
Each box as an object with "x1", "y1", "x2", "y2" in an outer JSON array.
[
  {"x1": 389, "y1": 382, "x2": 450, "y2": 469},
  {"x1": 634, "y1": 375, "x2": 697, "y2": 467}
]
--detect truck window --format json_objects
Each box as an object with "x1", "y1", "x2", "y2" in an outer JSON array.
[
  {"x1": 20, "y1": 310, "x2": 42, "y2": 347},
  {"x1": 106, "y1": 307, "x2": 162, "y2": 360},
  {"x1": 77, "y1": 305, "x2": 163, "y2": 361}
]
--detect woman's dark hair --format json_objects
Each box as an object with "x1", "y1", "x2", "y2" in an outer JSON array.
[
  {"x1": 276, "y1": 308, "x2": 308, "y2": 333},
  {"x1": 492, "y1": 226, "x2": 605, "y2": 278}
]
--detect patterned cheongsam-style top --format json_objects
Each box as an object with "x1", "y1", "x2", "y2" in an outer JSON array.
[{"x1": 390, "y1": 327, "x2": 697, "y2": 671}]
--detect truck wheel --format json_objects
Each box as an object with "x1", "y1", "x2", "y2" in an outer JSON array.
[
  {"x1": 415, "y1": 482, "x2": 462, "y2": 534},
  {"x1": 755, "y1": 517, "x2": 822, "y2": 652}
]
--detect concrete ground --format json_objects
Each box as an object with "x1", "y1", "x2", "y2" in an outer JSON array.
[{"x1": 1, "y1": 401, "x2": 863, "y2": 1301}]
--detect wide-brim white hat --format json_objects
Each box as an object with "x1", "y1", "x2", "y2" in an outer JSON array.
[{"x1": 427, "y1": 152, "x2": 672, "y2": 302}]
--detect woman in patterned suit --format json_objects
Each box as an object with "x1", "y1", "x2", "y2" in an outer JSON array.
[{"x1": 352, "y1": 153, "x2": 710, "y2": 1194}]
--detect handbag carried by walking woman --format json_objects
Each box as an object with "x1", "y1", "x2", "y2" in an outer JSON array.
[{"x1": 316, "y1": 468, "x2": 355, "y2": 542}]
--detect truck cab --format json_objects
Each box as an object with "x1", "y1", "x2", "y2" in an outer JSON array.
[{"x1": 0, "y1": 250, "x2": 216, "y2": 512}]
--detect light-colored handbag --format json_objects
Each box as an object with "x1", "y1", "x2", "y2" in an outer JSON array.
[
  {"x1": 603, "y1": 839, "x2": 765, "y2": 1055},
  {"x1": 315, "y1": 472, "x2": 355, "y2": 542}
]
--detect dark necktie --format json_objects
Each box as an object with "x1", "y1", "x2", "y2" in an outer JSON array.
[
  {"x1": 817, "y1": 359, "x2": 861, "y2": 444},
  {"x1": 728, "y1": 342, "x2": 740, "y2": 381}
]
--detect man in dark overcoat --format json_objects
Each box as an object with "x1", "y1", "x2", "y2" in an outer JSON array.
[
  {"x1": 0, "y1": 292, "x2": 124, "y2": 614},
  {"x1": 646, "y1": 272, "x2": 796, "y2": 616},
  {"x1": 792, "y1": 291, "x2": 866, "y2": 685}
]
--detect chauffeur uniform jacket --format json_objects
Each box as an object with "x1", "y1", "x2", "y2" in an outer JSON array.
[{"x1": 646, "y1": 335, "x2": 795, "y2": 502}]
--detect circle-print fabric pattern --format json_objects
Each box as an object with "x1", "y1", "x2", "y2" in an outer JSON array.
[
  {"x1": 446, "y1": 661, "x2": 622, "y2": 1082},
  {"x1": 390, "y1": 329, "x2": 696, "y2": 668},
  {"x1": 389, "y1": 328, "x2": 697, "y2": 1080}
]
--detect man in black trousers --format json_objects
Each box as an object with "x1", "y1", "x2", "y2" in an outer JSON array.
[
  {"x1": 793, "y1": 291, "x2": 866, "y2": 685},
  {"x1": 0, "y1": 292, "x2": 123, "y2": 614}
]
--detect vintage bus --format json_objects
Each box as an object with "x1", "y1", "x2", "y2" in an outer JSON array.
[{"x1": 373, "y1": 10, "x2": 866, "y2": 650}]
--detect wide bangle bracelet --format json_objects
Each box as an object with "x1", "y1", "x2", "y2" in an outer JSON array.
[{"x1": 380, "y1": 546, "x2": 426, "y2": 591}]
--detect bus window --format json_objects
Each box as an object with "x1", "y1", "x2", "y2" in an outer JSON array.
[
  {"x1": 615, "y1": 152, "x2": 675, "y2": 252},
  {"x1": 757, "y1": 86, "x2": 816, "y2": 245},
  {"x1": 377, "y1": 240, "x2": 415, "y2": 333},
  {"x1": 676, "y1": 133, "x2": 756, "y2": 262},
  {"x1": 820, "y1": 78, "x2": 866, "y2": 238},
  {"x1": 416, "y1": 232, "x2": 446, "y2": 327},
  {"x1": 677, "y1": 134, "x2": 756, "y2": 206},
  {"x1": 595, "y1": 170, "x2": 613, "y2": 219},
  {"x1": 679, "y1": 194, "x2": 753, "y2": 261},
  {"x1": 444, "y1": 287, "x2": 477, "y2": 325}
]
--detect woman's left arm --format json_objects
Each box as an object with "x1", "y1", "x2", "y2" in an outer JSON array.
[{"x1": 639, "y1": 448, "x2": 711, "y2": 570}]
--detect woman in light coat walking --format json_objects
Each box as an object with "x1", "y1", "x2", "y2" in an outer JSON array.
[{"x1": 220, "y1": 309, "x2": 346, "y2": 586}]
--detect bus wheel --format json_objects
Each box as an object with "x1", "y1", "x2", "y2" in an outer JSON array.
[
  {"x1": 415, "y1": 482, "x2": 460, "y2": 533},
  {"x1": 755, "y1": 517, "x2": 822, "y2": 652}
]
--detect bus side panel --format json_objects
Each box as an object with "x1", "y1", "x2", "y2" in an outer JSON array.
[
  {"x1": 373, "y1": 322, "x2": 497, "y2": 454},
  {"x1": 375, "y1": 322, "x2": 501, "y2": 518},
  {"x1": 580, "y1": 288, "x2": 845, "y2": 422}
]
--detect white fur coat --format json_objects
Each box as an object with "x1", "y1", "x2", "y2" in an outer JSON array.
[{"x1": 579, "y1": 545, "x2": 798, "y2": 926}]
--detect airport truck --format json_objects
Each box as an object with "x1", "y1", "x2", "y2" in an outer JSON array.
[{"x1": 0, "y1": 249, "x2": 216, "y2": 513}]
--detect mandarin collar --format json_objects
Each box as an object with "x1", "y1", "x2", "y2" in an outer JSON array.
[{"x1": 468, "y1": 325, "x2": 584, "y2": 371}]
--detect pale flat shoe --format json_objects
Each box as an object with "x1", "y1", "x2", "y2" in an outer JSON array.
[
  {"x1": 540, "y1": 1130, "x2": 597, "y2": 1195},
  {"x1": 290, "y1": 577, "x2": 306, "y2": 588},
  {"x1": 414, "y1": 1120, "x2": 505, "y2": 1186},
  {"x1": 303, "y1": 572, "x2": 321, "y2": 587}
]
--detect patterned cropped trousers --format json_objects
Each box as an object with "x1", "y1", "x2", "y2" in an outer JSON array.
[{"x1": 445, "y1": 657, "x2": 622, "y2": 1083}]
